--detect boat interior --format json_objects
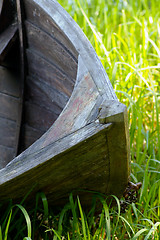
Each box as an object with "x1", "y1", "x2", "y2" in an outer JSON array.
[{"x1": 0, "y1": 0, "x2": 78, "y2": 168}]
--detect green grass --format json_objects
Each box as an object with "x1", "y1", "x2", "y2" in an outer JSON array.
[{"x1": 1, "y1": 0, "x2": 160, "y2": 239}]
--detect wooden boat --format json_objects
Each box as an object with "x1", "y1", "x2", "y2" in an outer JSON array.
[{"x1": 0, "y1": 0, "x2": 130, "y2": 205}]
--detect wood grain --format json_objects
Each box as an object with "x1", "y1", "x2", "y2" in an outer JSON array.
[
  {"x1": 0, "y1": 145, "x2": 15, "y2": 169},
  {"x1": 26, "y1": 76, "x2": 68, "y2": 111},
  {"x1": 0, "y1": 67, "x2": 21, "y2": 167},
  {"x1": 26, "y1": 49, "x2": 75, "y2": 97},
  {"x1": 23, "y1": 0, "x2": 78, "y2": 60},
  {"x1": 0, "y1": 66, "x2": 20, "y2": 97},
  {"x1": 0, "y1": 122, "x2": 112, "y2": 205},
  {"x1": 25, "y1": 21, "x2": 78, "y2": 80},
  {"x1": 21, "y1": 124, "x2": 44, "y2": 150},
  {"x1": 24, "y1": 101, "x2": 57, "y2": 131},
  {"x1": 0, "y1": 0, "x2": 130, "y2": 207},
  {"x1": 0, "y1": 93, "x2": 20, "y2": 121},
  {"x1": 0, "y1": 117, "x2": 17, "y2": 148}
]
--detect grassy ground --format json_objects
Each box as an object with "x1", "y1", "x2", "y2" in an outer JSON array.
[{"x1": 0, "y1": 0, "x2": 160, "y2": 239}]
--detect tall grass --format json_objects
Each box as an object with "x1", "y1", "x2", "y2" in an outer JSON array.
[
  {"x1": 57, "y1": 0, "x2": 160, "y2": 238},
  {"x1": 0, "y1": 0, "x2": 160, "y2": 239},
  {"x1": 57, "y1": 0, "x2": 160, "y2": 160}
]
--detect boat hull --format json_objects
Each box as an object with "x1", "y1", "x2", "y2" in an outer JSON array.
[{"x1": 0, "y1": 0, "x2": 130, "y2": 205}]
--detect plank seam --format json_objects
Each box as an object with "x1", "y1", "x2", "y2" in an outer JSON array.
[
  {"x1": 26, "y1": 48, "x2": 76, "y2": 85},
  {"x1": 0, "y1": 91, "x2": 20, "y2": 99},
  {"x1": 0, "y1": 115, "x2": 17, "y2": 123},
  {"x1": 25, "y1": 19, "x2": 78, "y2": 64}
]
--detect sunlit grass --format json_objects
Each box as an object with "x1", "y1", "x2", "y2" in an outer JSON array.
[
  {"x1": 58, "y1": 0, "x2": 160, "y2": 162},
  {"x1": 57, "y1": 0, "x2": 160, "y2": 238}
]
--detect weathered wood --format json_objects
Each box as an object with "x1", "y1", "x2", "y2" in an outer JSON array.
[
  {"x1": 21, "y1": 124, "x2": 44, "y2": 150},
  {"x1": 0, "y1": 0, "x2": 130, "y2": 206},
  {"x1": 0, "y1": 24, "x2": 18, "y2": 62},
  {"x1": 26, "y1": 50, "x2": 75, "y2": 96},
  {"x1": 20, "y1": 69, "x2": 101, "y2": 156},
  {"x1": 0, "y1": 0, "x2": 16, "y2": 33},
  {"x1": 0, "y1": 93, "x2": 20, "y2": 120},
  {"x1": 24, "y1": 101, "x2": 57, "y2": 131},
  {"x1": 31, "y1": 0, "x2": 117, "y2": 100},
  {"x1": 26, "y1": 76, "x2": 63, "y2": 115},
  {"x1": 26, "y1": 76, "x2": 69, "y2": 110},
  {"x1": 25, "y1": 21, "x2": 78, "y2": 80},
  {"x1": 99, "y1": 100, "x2": 127, "y2": 124},
  {"x1": 0, "y1": 117, "x2": 17, "y2": 148},
  {"x1": 0, "y1": 66, "x2": 20, "y2": 97},
  {"x1": 0, "y1": 66, "x2": 21, "y2": 166},
  {"x1": 0, "y1": 122, "x2": 112, "y2": 203},
  {"x1": 23, "y1": 0, "x2": 78, "y2": 60},
  {"x1": 98, "y1": 101, "x2": 130, "y2": 195},
  {"x1": 0, "y1": 145, "x2": 15, "y2": 169}
]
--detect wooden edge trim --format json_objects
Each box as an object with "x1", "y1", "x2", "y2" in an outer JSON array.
[{"x1": 0, "y1": 122, "x2": 112, "y2": 185}]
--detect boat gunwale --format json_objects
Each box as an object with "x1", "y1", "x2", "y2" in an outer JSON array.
[
  {"x1": 0, "y1": 121, "x2": 113, "y2": 186},
  {"x1": 0, "y1": 0, "x2": 130, "y2": 202}
]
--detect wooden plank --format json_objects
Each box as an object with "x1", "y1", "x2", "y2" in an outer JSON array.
[
  {"x1": 0, "y1": 0, "x2": 16, "y2": 33},
  {"x1": 25, "y1": 101, "x2": 57, "y2": 132},
  {"x1": 20, "y1": 124, "x2": 44, "y2": 150},
  {"x1": 29, "y1": 0, "x2": 117, "y2": 100},
  {"x1": 23, "y1": 0, "x2": 78, "y2": 61},
  {"x1": 0, "y1": 122, "x2": 113, "y2": 205},
  {"x1": 0, "y1": 117, "x2": 17, "y2": 148},
  {"x1": 0, "y1": 66, "x2": 20, "y2": 97},
  {"x1": 26, "y1": 76, "x2": 68, "y2": 112},
  {"x1": 15, "y1": 67, "x2": 101, "y2": 156},
  {"x1": 0, "y1": 0, "x2": 130, "y2": 207},
  {"x1": 0, "y1": 145, "x2": 15, "y2": 169},
  {"x1": 76, "y1": 55, "x2": 104, "y2": 123},
  {"x1": 41, "y1": 71, "x2": 100, "y2": 149},
  {"x1": 0, "y1": 93, "x2": 20, "y2": 121},
  {"x1": 0, "y1": 23, "x2": 18, "y2": 62},
  {"x1": 26, "y1": 50, "x2": 75, "y2": 96},
  {"x1": 0, "y1": 65, "x2": 22, "y2": 167},
  {"x1": 25, "y1": 21, "x2": 78, "y2": 80},
  {"x1": 98, "y1": 101, "x2": 130, "y2": 195}
]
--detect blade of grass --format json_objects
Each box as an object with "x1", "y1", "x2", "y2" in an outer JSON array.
[
  {"x1": 77, "y1": 196, "x2": 87, "y2": 240},
  {"x1": 3, "y1": 210, "x2": 12, "y2": 240}
]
